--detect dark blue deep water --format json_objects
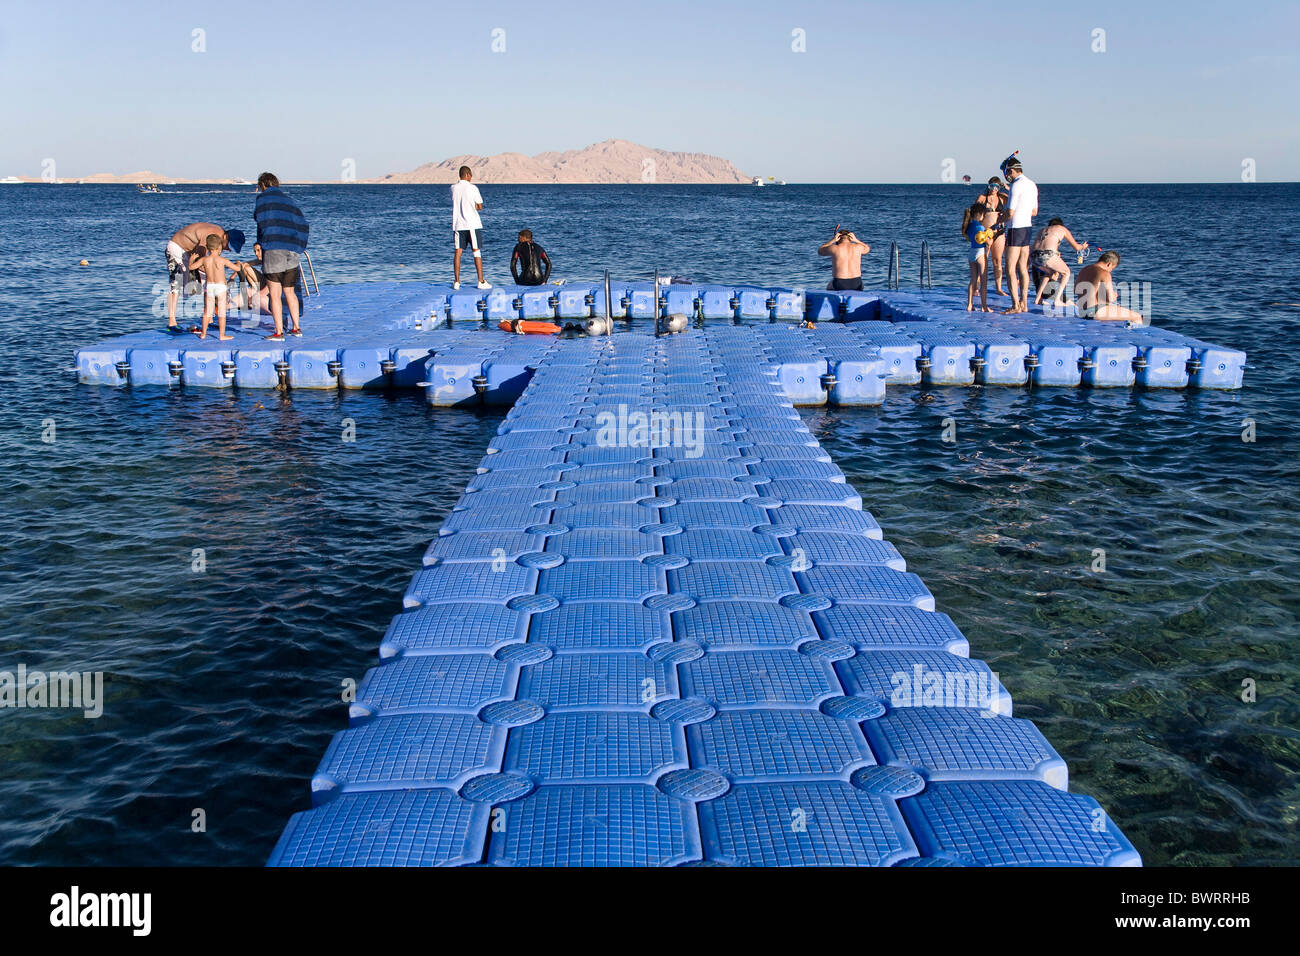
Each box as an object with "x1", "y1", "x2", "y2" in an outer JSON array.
[{"x1": 1, "y1": 183, "x2": 1297, "y2": 865}]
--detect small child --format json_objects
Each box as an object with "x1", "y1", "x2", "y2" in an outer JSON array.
[
  {"x1": 510, "y1": 229, "x2": 552, "y2": 286},
  {"x1": 190, "y1": 234, "x2": 238, "y2": 340},
  {"x1": 961, "y1": 201, "x2": 992, "y2": 312}
]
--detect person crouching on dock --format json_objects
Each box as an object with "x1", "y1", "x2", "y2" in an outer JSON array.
[
  {"x1": 818, "y1": 225, "x2": 871, "y2": 291},
  {"x1": 1031, "y1": 218, "x2": 1088, "y2": 307}
]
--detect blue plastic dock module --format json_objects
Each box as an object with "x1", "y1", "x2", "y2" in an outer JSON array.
[
  {"x1": 268, "y1": 328, "x2": 1141, "y2": 867},
  {"x1": 75, "y1": 282, "x2": 1244, "y2": 399}
]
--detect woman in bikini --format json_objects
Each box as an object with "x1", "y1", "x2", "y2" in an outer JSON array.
[
  {"x1": 979, "y1": 178, "x2": 1009, "y2": 297},
  {"x1": 1030, "y1": 218, "x2": 1088, "y2": 307}
]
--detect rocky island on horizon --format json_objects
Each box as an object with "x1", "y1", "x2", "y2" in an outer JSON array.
[{"x1": 4, "y1": 140, "x2": 752, "y2": 185}]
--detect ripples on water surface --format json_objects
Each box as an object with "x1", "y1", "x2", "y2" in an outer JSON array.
[{"x1": 1, "y1": 184, "x2": 1296, "y2": 864}]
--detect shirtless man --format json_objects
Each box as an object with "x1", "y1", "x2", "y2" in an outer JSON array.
[
  {"x1": 979, "y1": 178, "x2": 1009, "y2": 296},
  {"x1": 818, "y1": 225, "x2": 871, "y2": 291},
  {"x1": 163, "y1": 222, "x2": 243, "y2": 329},
  {"x1": 1075, "y1": 251, "x2": 1144, "y2": 322},
  {"x1": 1030, "y1": 218, "x2": 1087, "y2": 306}
]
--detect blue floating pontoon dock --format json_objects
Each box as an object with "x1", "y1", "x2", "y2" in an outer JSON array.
[
  {"x1": 77, "y1": 279, "x2": 1228, "y2": 865},
  {"x1": 75, "y1": 280, "x2": 1246, "y2": 398}
]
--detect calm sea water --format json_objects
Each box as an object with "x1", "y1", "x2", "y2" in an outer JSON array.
[{"x1": 1, "y1": 183, "x2": 1297, "y2": 866}]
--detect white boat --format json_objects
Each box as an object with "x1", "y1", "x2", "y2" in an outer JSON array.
[
  {"x1": 751, "y1": 177, "x2": 764, "y2": 187},
  {"x1": 0, "y1": 176, "x2": 26, "y2": 184}
]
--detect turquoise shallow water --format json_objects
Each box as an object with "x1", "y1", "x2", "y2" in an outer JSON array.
[{"x1": 1, "y1": 183, "x2": 1297, "y2": 865}]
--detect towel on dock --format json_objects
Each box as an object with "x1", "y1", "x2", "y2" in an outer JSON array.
[{"x1": 254, "y1": 187, "x2": 310, "y2": 254}]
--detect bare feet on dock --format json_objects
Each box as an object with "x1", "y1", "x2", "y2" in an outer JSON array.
[{"x1": 218, "y1": 334, "x2": 233, "y2": 341}]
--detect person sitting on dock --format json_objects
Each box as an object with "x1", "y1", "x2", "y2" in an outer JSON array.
[
  {"x1": 253, "y1": 171, "x2": 309, "y2": 340},
  {"x1": 163, "y1": 222, "x2": 243, "y2": 331},
  {"x1": 818, "y1": 225, "x2": 871, "y2": 291},
  {"x1": 188, "y1": 234, "x2": 239, "y2": 341},
  {"x1": 452, "y1": 166, "x2": 491, "y2": 291},
  {"x1": 1030, "y1": 218, "x2": 1088, "y2": 307},
  {"x1": 232, "y1": 243, "x2": 271, "y2": 313},
  {"x1": 1075, "y1": 251, "x2": 1144, "y2": 322},
  {"x1": 510, "y1": 229, "x2": 552, "y2": 286}
]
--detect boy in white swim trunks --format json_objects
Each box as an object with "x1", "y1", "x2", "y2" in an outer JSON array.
[{"x1": 190, "y1": 234, "x2": 238, "y2": 340}]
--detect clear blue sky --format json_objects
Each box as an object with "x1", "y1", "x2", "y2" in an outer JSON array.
[{"x1": 2, "y1": 0, "x2": 1296, "y2": 182}]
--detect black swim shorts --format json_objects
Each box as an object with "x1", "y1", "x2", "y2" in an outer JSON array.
[{"x1": 828, "y1": 277, "x2": 865, "y2": 292}]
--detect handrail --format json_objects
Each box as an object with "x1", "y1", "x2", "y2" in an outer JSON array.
[
  {"x1": 653, "y1": 268, "x2": 661, "y2": 336},
  {"x1": 603, "y1": 269, "x2": 612, "y2": 336},
  {"x1": 887, "y1": 241, "x2": 900, "y2": 290},
  {"x1": 920, "y1": 240, "x2": 932, "y2": 289},
  {"x1": 303, "y1": 251, "x2": 320, "y2": 295}
]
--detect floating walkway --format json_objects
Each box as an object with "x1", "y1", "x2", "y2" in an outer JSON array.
[
  {"x1": 262, "y1": 326, "x2": 1143, "y2": 866},
  {"x1": 74, "y1": 280, "x2": 1246, "y2": 400},
  {"x1": 73, "y1": 279, "x2": 1234, "y2": 863}
]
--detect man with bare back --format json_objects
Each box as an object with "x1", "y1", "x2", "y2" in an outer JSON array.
[
  {"x1": 1031, "y1": 218, "x2": 1088, "y2": 306},
  {"x1": 163, "y1": 222, "x2": 243, "y2": 330},
  {"x1": 1075, "y1": 251, "x2": 1144, "y2": 322},
  {"x1": 818, "y1": 225, "x2": 871, "y2": 291}
]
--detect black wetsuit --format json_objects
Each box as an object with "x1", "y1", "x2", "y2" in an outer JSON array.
[{"x1": 511, "y1": 241, "x2": 552, "y2": 286}]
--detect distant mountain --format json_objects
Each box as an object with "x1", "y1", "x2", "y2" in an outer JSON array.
[
  {"x1": 370, "y1": 139, "x2": 749, "y2": 184},
  {"x1": 15, "y1": 170, "x2": 252, "y2": 184}
]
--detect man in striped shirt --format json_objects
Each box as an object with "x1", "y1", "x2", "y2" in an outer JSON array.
[{"x1": 253, "y1": 172, "x2": 310, "y2": 340}]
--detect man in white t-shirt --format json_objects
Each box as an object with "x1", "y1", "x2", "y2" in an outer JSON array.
[
  {"x1": 1002, "y1": 159, "x2": 1039, "y2": 314},
  {"x1": 451, "y1": 165, "x2": 490, "y2": 290}
]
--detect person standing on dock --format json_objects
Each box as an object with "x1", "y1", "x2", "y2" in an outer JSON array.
[
  {"x1": 1001, "y1": 158, "x2": 1038, "y2": 314},
  {"x1": 253, "y1": 172, "x2": 310, "y2": 340},
  {"x1": 818, "y1": 225, "x2": 871, "y2": 291},
  {"x1": 163, "y1": 222, "x2": 243, "y2": 330},
  {"x1": 451, "y1": 166, "x2": 491, "y2": 291},
  {"x1": 978, "y1": 178, "x2": 1009, "y2": 297}
]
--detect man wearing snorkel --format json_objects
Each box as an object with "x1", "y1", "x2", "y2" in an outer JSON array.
[{"x1": 1000, "y1": 154, "x2": 1038, "y2": 315}]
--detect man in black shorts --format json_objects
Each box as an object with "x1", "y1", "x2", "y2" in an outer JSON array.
[{"x1": 818, "y1": 225, "x2": 871, "y2": 291}]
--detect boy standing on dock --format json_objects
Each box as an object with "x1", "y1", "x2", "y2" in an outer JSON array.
[
  {"x1": 452, "y1": 166, "x2": 491, "y2": 290},
  {"x1": 190, "y1": 234, "x2": 238, "y2": 341},
  {"x1": 253, "y1": 172, "x2": 310, "y2": 340}
]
